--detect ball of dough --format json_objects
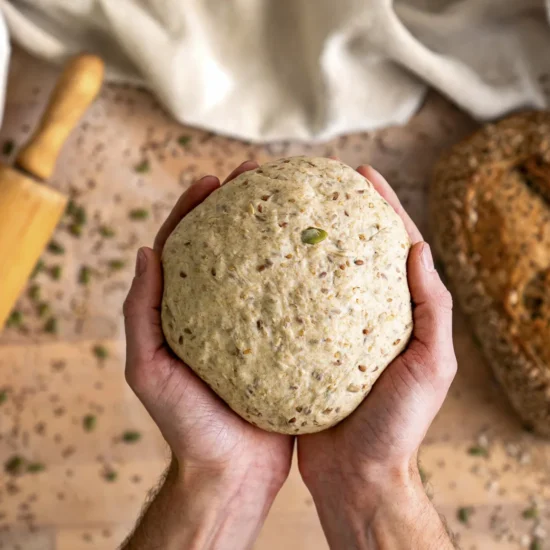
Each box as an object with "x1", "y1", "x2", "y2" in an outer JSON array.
[{"x1": 161, "y1": 157, "x2": 412, "y2": 434}]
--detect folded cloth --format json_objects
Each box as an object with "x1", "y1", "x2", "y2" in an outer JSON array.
[{"x1": 1, "y1": 0, "x2": 550, "y2": 142}]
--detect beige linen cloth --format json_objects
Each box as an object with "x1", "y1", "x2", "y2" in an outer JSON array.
[{"x1": 0, "y1": 0, "x2": 550, "y2": 141}]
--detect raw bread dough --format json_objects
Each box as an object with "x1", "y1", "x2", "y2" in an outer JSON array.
[{"x1": 162, "y1": 157, "x2": 412, "y2": 434}]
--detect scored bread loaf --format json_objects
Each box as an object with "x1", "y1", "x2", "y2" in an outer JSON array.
[{"x1": 432, "y1": 112, "x2": 550, "y2": 437}]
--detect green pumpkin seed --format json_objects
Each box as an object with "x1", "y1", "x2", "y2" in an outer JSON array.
[{"x1": 301, "y1": 227, "x2": 328, "y2": 245}]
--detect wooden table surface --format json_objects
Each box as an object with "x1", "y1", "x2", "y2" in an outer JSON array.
[{"x1": 1, "y1": 47, "x2": 549, "y2": 550}]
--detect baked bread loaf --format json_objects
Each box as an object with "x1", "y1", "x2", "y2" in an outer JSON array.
[
  {"x1": 432, "y1": 112, "x2": 550, "y2": 437},
  {"x1": 161, "y1": 157, "x2": 412, "y2": 434}
]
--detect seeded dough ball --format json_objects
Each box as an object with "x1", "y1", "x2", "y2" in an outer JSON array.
[{"x1": 161, "y1": 157, "x2": 412, "y2": 434}]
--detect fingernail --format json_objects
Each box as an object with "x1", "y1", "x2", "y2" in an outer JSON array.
[
  {"x1": 135, "y1": 247, "x2": 147, "y2": 276},
  {"x1": 421, "y1": 243, "x2": 435, "y2": 272},
  {"x1": 199, "y1": 175, "x2": 218, "y2": 184}
]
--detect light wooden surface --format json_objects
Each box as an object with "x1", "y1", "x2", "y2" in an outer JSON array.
[{"x1": 0, "y1": 47, "x2": 549, "y2": 550}]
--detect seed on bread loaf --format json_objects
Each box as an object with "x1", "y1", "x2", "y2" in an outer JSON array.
[{"x1": 432, "y1": 112, "x2": 550, "y2": 437}]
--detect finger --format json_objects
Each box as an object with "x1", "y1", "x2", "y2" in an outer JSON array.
[
  {"x1": 123, "y1": 247, "x2": 164, "y2": 373},
  {"x1": 154, "y1": 176, "x2": 220, "y2": 254},
  {"x1": 406, "y1": 242, "x2": 456, "y2": 380},
  {"x1": 222, "y1": 160, "x2": 259, "y2": 184},
  {"x1": 356, "y1": 165, "x2": 423, "y2": 244}
]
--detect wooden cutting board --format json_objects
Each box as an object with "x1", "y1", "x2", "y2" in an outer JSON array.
[{"x1": 1, "y1": 46, "x2": 549, "y2": 550}]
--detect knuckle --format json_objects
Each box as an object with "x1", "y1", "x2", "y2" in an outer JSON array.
[
  {"x1": 404, "y1": 340, "x2": 456, "y2": 389},
  {"x1": 125, "y1": 360, "x2": 147, "y2": 394},
  {"x1": 435, "y1": 287, "x2": 453, "y2": 312},
  {"x1": 122, "y1": 290, "x2": 138, "y2": 318}
]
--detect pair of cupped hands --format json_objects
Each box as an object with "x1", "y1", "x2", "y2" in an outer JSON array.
[{"x1": 122, "y1": 160, "x2": 457, "y2": 549}]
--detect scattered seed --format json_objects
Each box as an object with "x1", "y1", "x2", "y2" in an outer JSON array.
[
  {"x1": 261, "y1": 194, "x2": 271, "y2": 201},
  {"x1": 6, "y1": 310, "x2": 23, "y2": 328},
  {"x1": 44, "y1": 317, "x2": 58, "y2": 334},
  {"x1": 50, "y1": 265, "x2": 62, "y2": 280},
  {"x1": 177, "y1": 135, "x2": 191, "y2": 147},
  {"x1": 285, "y1": 254, "x2": 293, "y2": 259},
  {"x1": 27, "y1": 284, "x2": 40, "y2": 301},
  {"x1": 358, "y1": 365, "x2": 367, "y2": 372},
  {"x1": 31, "y1": 259, "x2": 45, "y2": 279},
  {"x1": 68, "y1": 223, "x2": 83, "y2": 237},
  {"x1": 122, "y1": 431, "x2": 141, "y2": 443},
  {"x1": 354, "y1": 259, "x2": 364, "y2": 265},
  {"x1": 257, "y1": 265, "x2": 266, "y2": 272},
  {"x1": 27, "y1": 462, "x2": 45, "y2": 473},
  {"x1": 522, "y1": 506, "x2": 539, "y2": 520},
  {"x1": 99, "y1": 226, "x2": 115, "y2": 238},
  {"x1": 129, "y1": 208, "x2": 149, "y2": 220},
  {"x1": 65, "y1": 199, "x2": 77, "y2": 217},
  {"x1": 279, "y1": 222, "x2": 288, "y2": 228},
  {"x1": 47, "y1": 240, "x2": 65, "y2": 255},
  {"x1": 71, "y1": 204, "x2": 87, "y2": 225},
  {"x1": 243, "y1": 349, "x2": 252, "y2": 355},
  {"x1": 347, "y1": 384, "x2": 361, "y2": 393},
  {"x1": 103, "y1": 469, "x2": 118, "y2": 482},
  {"x1": 363, "y1": 328, "x2": 370, "y2": 335},
  {"x1": 457, "y1": 506, "x2": 473, "y2": 524},
  {"x1": 288, "y1": 418, "x2": 297, "y2": 424},
  {"x1": 2, "y1": 139, "x2": 14, "y2": 155},
  {"x1": 332, "y1": 192, "x2": 339, "y2": 200},
  {"x1": 0, "y1": 390, "x2": 7, "y2": 405},
  {"x1": 358, "y1": 234, "x2": 366, "y2": 241},
  {"x1": 108, "y1": 259, "x2": 126, "y2": 271},
  {"x1": 467, "y1": 445, "x2": 488, "y2": 457},
  {"x1": 393, "y1": 339, "x2": 401, "y2": 345},
  {"x1": 78, "y1": 266, "x2": 91, "y2": 285},
  {"x1": 5, "y1": 455, "x2": 24, "y2": 475},
  {"x1": 134, "y1": 160, "x2": 150, "y2": 173},
  {"x1": 83, "y1": 415, "x2": 97, "y2": 432},
  {"x1": 339, "y1": 264, "x2": 346, "y2": 270},
  {"x1": 37, "y1": 302, "x2": 50, "y2": 318},
  {"x1": 179, "y1": 271, "x2": 187, "y2": 278},
  {"x1": 92, "y1": 345, "x2": 108, "y2": 360}
]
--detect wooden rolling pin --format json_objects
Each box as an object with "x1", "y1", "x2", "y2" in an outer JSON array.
[{"x1": 0, "y1": 54, "x2": 105, "y2": 329}]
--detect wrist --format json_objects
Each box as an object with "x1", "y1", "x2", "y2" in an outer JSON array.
[
  {"x1": 305, "y1": 460, "x2": 452, "y2": 550},
  {"x1": 123, "y1": 458, "x2": 282, "y2": 550},
  {"x1": 168, "y1": 457, "x2": 280, "y2": 550}
]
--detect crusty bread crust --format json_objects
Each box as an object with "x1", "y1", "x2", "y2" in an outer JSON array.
[{"x1": 432, "y1": 112, "x2": 550, "y2": 437}]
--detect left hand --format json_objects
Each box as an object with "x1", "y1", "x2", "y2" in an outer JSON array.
[
  {"x1": 296, "y1": 165, "x2": 457, "y2": 549},
  {"x1": 122, "y1": 161, "x2": 294, "y2": 545}
]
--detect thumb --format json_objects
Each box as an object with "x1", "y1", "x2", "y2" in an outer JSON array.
[
  {"x1": 123, "y1": 247, "x2": 165, "y2": 377},
  {"x1": 405, "y1": 242, "x2": 456, "y2": 384}
]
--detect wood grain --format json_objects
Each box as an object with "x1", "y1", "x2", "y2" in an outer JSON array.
[{"x1": 1, "y1": 46, "x2": 548, "y2": 550}]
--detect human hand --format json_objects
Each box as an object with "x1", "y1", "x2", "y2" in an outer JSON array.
[
  {"x1": 298, "y1": 165, "x2": 457, "y2": 549},
  {"x1": 122, "y1": 161, "x2": 294, "y2": 550}
]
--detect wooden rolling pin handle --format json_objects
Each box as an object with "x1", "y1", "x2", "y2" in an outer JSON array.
[{"x1": 16, "y1": 54, "x2": 105, "y2": 181}]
